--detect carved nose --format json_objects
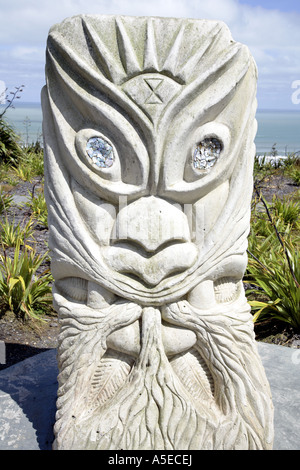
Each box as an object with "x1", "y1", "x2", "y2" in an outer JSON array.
[{"x1": 113, "y1": 196, "x2": 191, "y2": 252}]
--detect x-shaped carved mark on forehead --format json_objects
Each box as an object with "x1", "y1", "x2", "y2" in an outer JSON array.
[{"x1": 144, "y1": 78, "x2": 164, "y2": 104}]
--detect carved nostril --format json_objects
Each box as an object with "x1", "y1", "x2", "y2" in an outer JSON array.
[{"x1": 112, "y1": 196, "x2": 191, "y2": 252}]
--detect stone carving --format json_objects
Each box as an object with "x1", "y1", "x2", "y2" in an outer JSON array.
[{"x1": 42, "y1": 15, "x2": 274, "y2": 450}]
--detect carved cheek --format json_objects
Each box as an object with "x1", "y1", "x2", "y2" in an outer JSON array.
[
  {"x1": 187, "y1": 254, "x2": 248, "y2": 309},
  {"x1": 190, "y1": 180, "x2": 229, "y2": 245},
  {"x1": 72, "y1": 179, "x2": 116, "y2": 246}
]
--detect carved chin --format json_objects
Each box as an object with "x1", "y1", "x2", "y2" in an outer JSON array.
[{"x1": 102, "y1": 242, "x2": 198, "y2": 286}]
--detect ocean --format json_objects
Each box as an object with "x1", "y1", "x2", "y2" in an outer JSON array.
[
  {"x1": 0, "y1": 102, "x2": 43, "y2": 146},
  {"x1": 1, "y1": 103, "x2": 300, "y2": 156}
]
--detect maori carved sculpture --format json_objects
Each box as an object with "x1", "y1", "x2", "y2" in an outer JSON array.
[{"x1": 42, "y1": 15, "x2": 274, "y2": 450}]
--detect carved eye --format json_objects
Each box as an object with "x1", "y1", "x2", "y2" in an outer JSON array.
[
  {"x1": 76, "y1": 129, "x2": 121, "y2": 182},
  {"x1": 193, "y1": 138, "x2": 223, "y2": 170},
  {"x1": 86, "y1": 137, "x2": 114, "y2": 168}
]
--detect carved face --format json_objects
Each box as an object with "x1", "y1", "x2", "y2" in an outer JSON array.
[
  {"x1": 43, "y1": 15, "x2": 257, "y2": 307},
  {"x1": 43, "y1": 15, "x2": 274, "y2": 451}
]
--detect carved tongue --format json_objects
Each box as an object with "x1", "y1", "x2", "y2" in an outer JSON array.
[{"x1": 137, "y1": 307, "x2": 166, "y2": 370}]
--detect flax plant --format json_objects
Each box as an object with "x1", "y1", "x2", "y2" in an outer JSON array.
[
  {"x1": 25, "y1": 191, "x2": 48, "y2": 227},
  {"x1": 0, "y1": 240, "x2": 53, "y2": 321},
  {"x1": 0, "y1": 217, "x2": 35, "y2": 248},
  {"x1": 246, "y1": 186, "x2": 300, "y2": 330}
]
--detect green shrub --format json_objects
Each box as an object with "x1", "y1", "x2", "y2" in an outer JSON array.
[
  {"x1": 0, "y1": 240, "x2": 53, "y2": 320},
  {"x1": 12, "y1": 150, "x2": 44, "y2": 182},
  {"x1": 246, "y1": 188, "x2": 300, "y2": 330},
  {"x1": 25, "y1": 150, "x2": 44, "y2": 177},
  {"x1": 25, "y1": 191, "x2": 48, "y2": 227},
  {"x1": 282, "y1": 154, "x2": 300, "y2": 169},
  {"x1": 0, "y1": 190, "x2": 13, "y2": 215},
  {"x1": 288, "y1": 168, "x2": 300, "y2": 186},
  {"x1": 0, "y1": 217, "x2": 35, "y2": 248},
  {"x1": 0, "y1": 85, "x2": 25, "y2": 165},
  {"x1": 272, "y1": 195, "x2": 300, "y2": 229},
  {"x1": 253, "y1": 155, "x2": 274, "y2": 180},
  {"x1": 0, "y1": 118, "x2": 23, "y2": 165},
  {"x1": 246, "y1": 236, "x2": 300, "y2": 329}
]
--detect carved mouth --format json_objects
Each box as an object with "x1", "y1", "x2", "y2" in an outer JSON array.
[{"x1": 102, "y1": 242, "x2": 198, "y2": 286}]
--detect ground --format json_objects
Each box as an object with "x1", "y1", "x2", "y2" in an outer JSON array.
[{"x1": 0, "y1": 170, "x2": 299, "y2": 371}]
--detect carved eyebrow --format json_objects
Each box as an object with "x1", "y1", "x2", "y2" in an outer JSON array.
[
  {"x1": 47, "y1": 16, "x2": 248, "y2": 117},
  {"x1": 46, "y1": 30, "x2": 154, "y2": 140}
]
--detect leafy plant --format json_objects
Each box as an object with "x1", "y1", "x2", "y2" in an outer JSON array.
[
  {"x1": 253, "y1": 155, "x2": 274, "y2": 180},
  {"x1": 246, "y1": 187, "x2": 300, "y2": 330},
  {"x1": 246, "y1": 236, "x2": 300, "y2": 329},
  {"x1": 13, "y1": 163, "x2": 34, "y2": 182},
  {"x1": 12, "y1": 151, "x2": 44, "y2": 181},
  {"x1": 272, "y1": 194, "x2": 300, "y2": 229},
  {"x1": 0, "y1": 217, "x2": 35, "y2": 248},
  {"x1": 0, "y1": 190, "x2": 13, "y2": 215},
  {"x1": 282, "y1": 154, "x2": 300, "y2": 170},
  {"x1": 25, "y1": 150, "x2": 44, "y2": 176},
  {"x1": 25, "y1": 191, "x2": 48, "y2": 227},
  {"x1": 0, "y1": 240, "x2": 53, "y2": 320},
  {"x1": 0, "y1": 85, "x2": 25, "y2": 165},
  {"x1": 288, "y1": 167, "x2": 300, "y2": 186},
  {"x1": 0, "y1": 118, "x2": 23, "y2": 165}
]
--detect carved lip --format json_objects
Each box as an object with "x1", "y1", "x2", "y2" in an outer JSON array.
[{"x1": 102, "y1": 242, "x2": 198, "y2": 287}]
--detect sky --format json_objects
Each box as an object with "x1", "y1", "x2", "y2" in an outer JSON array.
[{"x1": 0, "y1": 0, "x2": 300, "y2": 110}]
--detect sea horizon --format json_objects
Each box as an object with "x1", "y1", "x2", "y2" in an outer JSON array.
[{"x1": 1, "y1": 102, "x2": 300, "y2": 156}]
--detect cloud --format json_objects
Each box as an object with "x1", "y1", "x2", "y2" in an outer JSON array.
[{"x1": 1, "y1": 0, "x2": 300, "y2": 107}]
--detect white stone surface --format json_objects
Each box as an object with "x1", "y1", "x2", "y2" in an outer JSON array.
[{"x1": 42, "y1": 15, "x2": 274, "y2": 449}]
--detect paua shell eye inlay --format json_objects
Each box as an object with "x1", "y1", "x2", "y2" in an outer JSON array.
[
  {"x1": 86, "y1": 137, "x2": 114, "y2": 168},
  {"x1": 193, "y1": 138, "x2": 222, "y2": 170}
]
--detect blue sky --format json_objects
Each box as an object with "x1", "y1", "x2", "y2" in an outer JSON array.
[{"x1": 1, "y1": 0, "x2": 300, "y2": 109}]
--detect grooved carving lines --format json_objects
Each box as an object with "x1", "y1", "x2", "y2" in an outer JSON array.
[{"x1": 144, "y1": 78, "x2": 164, "y2": 104}]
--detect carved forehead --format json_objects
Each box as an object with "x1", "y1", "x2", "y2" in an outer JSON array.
[
  {"x1": 48, "y1": 15, "x2": 235, "y2": 84},
  {"x1": 46, "y1": 15, "x2": 255, "y2": 127}
]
